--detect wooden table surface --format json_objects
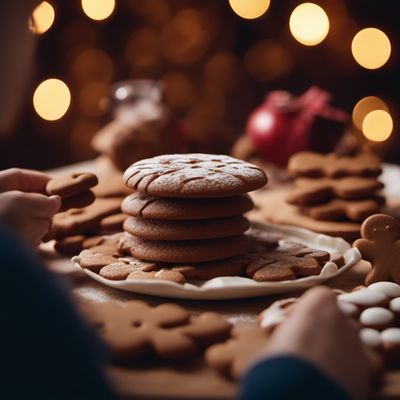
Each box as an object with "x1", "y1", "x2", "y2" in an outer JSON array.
[{"x1": 43, "y1": 159, "x2": 400, "y2": 400}]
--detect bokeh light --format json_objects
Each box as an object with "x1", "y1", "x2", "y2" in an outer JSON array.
[
  {"x1": 81, "y1": 0, "x2": 115, "y2": 21},
  {"x1": 289, "y1": 3, "x2": 329, "y2": 46},
  {"x1": 31, "y1": 1, "x2": 55, "y2": 35},
  {"x1": 351, "y1": 28, "x2": 391, "y2": 69},
  {"x1": 352, "y1": 96, "x2": 389, "y2": 130},
  {"x1": 362, "y1": 110, "x2": 393, "y2": 142},
  {"x1": 228, "y1": 0, "x2": 270, "y2": 19},
  {"x1": 33, "y1": 79, "x2": 71, "y2": 121}
]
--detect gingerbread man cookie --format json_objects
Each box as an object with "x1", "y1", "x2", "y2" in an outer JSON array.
[
  {"x1": 246, "y1": 242, "x2": 330, "y2": 282},
  {"x1": 80, "y1": 301, "x2": 231, "y2": 361},
  {"x1": 205, "y1": 325, "x2": 270, "y2": 379},
  {"x1": 287, "y1": 152, "x2": 382, "y2": 178},
  {"x1": 354, "y1": 214, "x2": 400, "y2": 286},
  {"x1": 287, "y1": 177, "x2": 384, "y2": 205},
  {"x1": 302, "y1": 197, "x2": 384, "y2": 222}
]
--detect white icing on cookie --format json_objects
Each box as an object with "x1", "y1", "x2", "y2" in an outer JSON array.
[
  {"x1": 381, "y1": 328, "x2": 400, "y2": 345},
  {"x1": 368, "y1": 282, "x2": 400, "y2": 298},
  {"x1": 337, "y1": 300, "x2": 359, "y2": 317},
  {"x1": 338, "y1": 289, "x2": 388, "y2": 307},
  {"x1": 360, "y1": 328, "x2": 382, "y2": 349},
  {"x1": 389, "y1": 297, "x2": 400, "y2": 314},
  {"x1": 359, "y1": 307, "x2": 394, "y2": 328}
]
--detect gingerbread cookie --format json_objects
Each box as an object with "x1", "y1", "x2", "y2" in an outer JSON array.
[
  {"x1": 302, "y1": 198, "x2": 384, "y2": 222},
  {"x1": 54, "y1": 235, "x2": 85, "y2": 255},
  {"x1": 46, "y1": 172, "x2": 98, "y2": 197},
  {"x1": 254, "y1": 188, "x2": 362, "y2": 242},
  {"x1": 80, "y1": 301, "x2": 231, "y2": 361},
  {"x1": 100, "y1": 213, "x2": 127, "y2": 232},
  {"x1": 123, "y1": 154, "x2": 267, "y2": 198},
  {"x1": 121, "y1": 192, "x2": 254, "y2": 220},
  {"x1": 287, "y1": 177, "x2": 384, "y2": 205},
  {"x1": 123, "y1": 215, "x2": 250, "y2": 241},
  {"x1": 353, "y1": 214, "x2": 400, "y2": 285},
  {"x1": 287, "y1": 152, "x2": 382, "y2": 178},
  {"x1": 246, "y1": 242, "x2": 330, "y2": 282},
  {"x1": 118, "y1": 233, "x2": 250, "y2": 263},
  {"x1": 99, "y1": 262, "x2": 186, "y2": 284},
  {"x1": 47, "y1": 198, "x2": 122, "y2": 239},
  {"x1": 205, "y1": 326, "x2": 270, "y2": 379},
  {"x1": 59, "y1": 190, "x2": 96, "y2": 212}
]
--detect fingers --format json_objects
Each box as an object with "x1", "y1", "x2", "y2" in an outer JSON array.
[
  {"x1": 0, "y1": 168, "x2": 50, "y2": 193},
  {"x1": 18, "y1": 193, "x2": 61, "y2": 218}
]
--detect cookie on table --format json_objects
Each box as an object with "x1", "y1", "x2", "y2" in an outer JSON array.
[
  {"x1": 287, "y1": 177, "x2": 384, "y2": 205},
  {"x1": 302, "y1": 197, "x2": 384, "y2": 223},
  {"x1": 254, "y1": 188, "x2": 362, "y2": 242},
  {"x1": 121, "y1": 192, "x2": 254, "y2": 220},
  {"x1": 80, "y1": 300, "x2": 231, "y2": 361},
  {"x1": 123, "y1": 215, "x2": 250, "y2": 241},
  {"x1": 118, "y1": 233, "x2": 250, "y2": 263},
  {"x1": 123, "y1": 153, "x2": 267, "y2": 198},
  {"x1": 205, "y1": 325, "x2": 270, "y2": 380},
  {"x1": 353, "y1": 214, "x2": 400, "y2": 286},
  {"x1": 287, "y1": 151, "x2": 382, "y2": 178}
]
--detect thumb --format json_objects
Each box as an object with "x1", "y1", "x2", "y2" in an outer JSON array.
[{"x1": 48, "y1": 195, "x2": 62, "y2": 215}]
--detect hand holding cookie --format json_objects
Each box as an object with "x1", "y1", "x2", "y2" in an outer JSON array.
[{"x1": 0, "y1": 168, "x2": 61, "y2": 246}]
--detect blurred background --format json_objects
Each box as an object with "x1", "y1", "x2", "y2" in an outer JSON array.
[{"x1": 0, "y1": 0, "x2": 398, "y2": 170}]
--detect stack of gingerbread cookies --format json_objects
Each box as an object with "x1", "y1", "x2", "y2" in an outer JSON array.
[
  {"x1": 278, "y1": 151, "x2": 384, "y2": 241},
  {"x1": 119, "y1": 154, "x2": 267, "y2": 263}
]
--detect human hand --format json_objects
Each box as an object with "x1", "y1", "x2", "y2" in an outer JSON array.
[
  {"x1": 0, "y1": 168, "x2": 61, "y2": 246},
  {"x1": 262, "y1": 287, "x2": 379, "y2": 400}
]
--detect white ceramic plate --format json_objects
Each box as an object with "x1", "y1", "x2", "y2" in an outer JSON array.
[{"x1": 72, "y1": 221, "x2": 361, "y2": 300}]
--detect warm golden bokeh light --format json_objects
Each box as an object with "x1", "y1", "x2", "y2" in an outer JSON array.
[
  {"x1": 228, "y1": 0, "x2": 270, "y2": 19},
  {"x1": 33, "y1": 79, "x2": 71, "y2": 121},
  {"x1": 31, "y1": 1, "x2": 55, "y2": 35},
  {"x1": 352, "y1": 96, "x2": 389, "y2": 130},
  {"x1": 289, "y1": 3, "x2": 329, "y2": 46},
  {"x1": 351, "y1": 28, "x2": 391, "y2": 69},
  {"x1": 362, "y1": 110, "x2": 393, "y2": 142},
  {"x1": 81, "y1": 0, "x2": 116, "y2": 21}
]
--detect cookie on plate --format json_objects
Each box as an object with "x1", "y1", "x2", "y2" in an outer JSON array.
[
  {"x1": 121, "y1": 192, "x2": 254, "y2": 220},
  {"x1": 123, "y1": 153, "x2": 267, "y2": 198}
]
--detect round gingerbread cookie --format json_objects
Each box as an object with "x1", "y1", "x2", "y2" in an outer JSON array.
[
  {"x1": 123, "y1": 215, "x2": 250, "y2": 241},
  {"x1": 121, "y1": 192, "x2": 254, "y2": 220},
  {"x1": 123, "y1": 154, "x2": 267, "y2": 198},
  {"x1": 119, "y1": 233, "x2": 250, "y2": 263}
]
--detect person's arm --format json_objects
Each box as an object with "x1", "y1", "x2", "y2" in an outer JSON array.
[
  {"x1": 1, "y1": 221, "x2": 116, "y2": 400},
  {"x1": 239, "y1": 356, "x2": 350, "y2": 400},
  {"x1": 239, "y1": 287, "x2": 377, "y2": 400}
]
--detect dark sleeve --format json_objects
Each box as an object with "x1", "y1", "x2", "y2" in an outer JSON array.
[
  {"x1": 238, "y1": 356, "x2": 350, "y2": 400},
  {"x1": 1, "y1": 222, "x2": 116, "y2": 400}
]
